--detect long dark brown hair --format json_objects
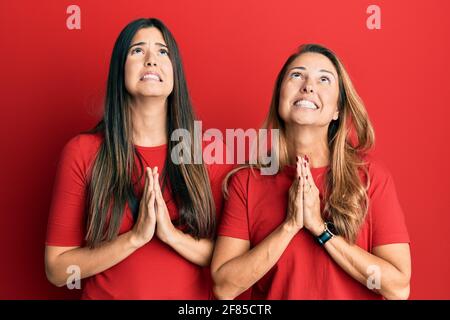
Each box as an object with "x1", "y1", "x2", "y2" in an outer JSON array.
[
  {"x1": 224, "y1": 44, "x2": 374, "y2": 244},
  {"x1": 84, "y1": 18, "x2": 216, "y2": 247}
]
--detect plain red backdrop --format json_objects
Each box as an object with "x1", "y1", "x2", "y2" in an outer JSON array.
[{"x1": 1, "y1": 0, "x2": 449, "y2": 299}]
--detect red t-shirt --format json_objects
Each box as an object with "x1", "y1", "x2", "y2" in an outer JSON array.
[
  {"x1": 46, "y1": 133, "x2": 232, "y2": 299},
  {"x1": 218, "y1": 158, "x2": 410, "y2": 300}
]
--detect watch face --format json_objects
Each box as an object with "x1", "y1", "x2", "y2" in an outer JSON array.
[{"x1": 326, "y1": 222, "x2": 337, "y2": 236}]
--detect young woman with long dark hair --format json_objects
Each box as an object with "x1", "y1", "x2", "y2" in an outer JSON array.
[{"x1": 45, "y1": 18, "x2": 230, "y2": 299}]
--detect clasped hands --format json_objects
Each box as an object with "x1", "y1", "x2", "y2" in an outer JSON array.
[
  {"x1": 285, "y1": 156, "x2": 325, "y2": 237},
  {"x1": 131, "y1": 167, "x2": 178, "y2": 248}
]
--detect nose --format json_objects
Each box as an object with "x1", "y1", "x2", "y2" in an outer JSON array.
[
  {"x1": 145, "y1": 52, "x2": 157, "y2": 67},
  {"x1": 301, "y1": 83, "x2": 314, "y2": 94}
]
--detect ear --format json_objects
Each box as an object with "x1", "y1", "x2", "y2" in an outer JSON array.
[{"x1": 332, "y1": 109, "x2": 339, "y2": 121}]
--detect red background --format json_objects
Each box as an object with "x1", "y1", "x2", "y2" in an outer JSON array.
[{"x1": 1, "y1": 0, "x2": 449, "y2": 299}]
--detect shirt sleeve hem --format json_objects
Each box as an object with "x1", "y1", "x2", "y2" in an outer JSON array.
[
  {"x1": 372, "y1": 234, "x2": 410, "y2": 248},
  {"x1": 45, "y1": 240, "x2": 83, "y2": 247},
  {"x1": 217, "y1": 230, "x2": 250, "y2": 241}
]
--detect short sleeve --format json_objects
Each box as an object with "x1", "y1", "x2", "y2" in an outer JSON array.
[
  {"x1": 46, "y1": 137, "x2": 91, "y2": 246},
  {"x1": 217, "y1": 169, "x2": 250, "y2": 240},
  {"x1": 369, "y1": 163, "x2": 410, "y2": 247}
]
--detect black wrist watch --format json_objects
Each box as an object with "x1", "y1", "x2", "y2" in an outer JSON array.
[{"x1": 316, "y1": 221, "x2": 337, "y2": 246}]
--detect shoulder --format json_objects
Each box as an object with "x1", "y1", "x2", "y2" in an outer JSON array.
[
  {"x1": 227, "y1": 166, "x2": 270, "y2": 189},
  {"x1": 59, "y1": 132, "x2": 104, "y2": 169},
  {"x1": 361, "y1": 154, "x2": 396, "y2": 196},
  {"x1": 362, "y1": 154, "x2": 392, "y2": 180},
  {"x1": 65, "y1": 132, "x2": 103, "y2": 150},
  {"x1": 63, "y1": 132, "x2": 103, "y2": 153}
]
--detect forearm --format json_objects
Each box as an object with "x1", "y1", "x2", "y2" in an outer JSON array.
[
  {"x1": 164, "y1": 229, "x2": 214, "y2": 267},
  {"x1": 46, "y1": 231, "x2": 140, "y2": 287},
  {"x1": 213, "y1": 222, "x2": 297, "y2": 300},
  {"x1": 323, "y1": 236, "x2": 410, "y2": 299}
]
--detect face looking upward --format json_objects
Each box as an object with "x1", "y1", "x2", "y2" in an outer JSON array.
[
  {"x1": 278, "y1": 52, "x2": 340, "y2": 128},
  {"x1": 125, "y1": 27, "x2": 174, "y2": 101}
]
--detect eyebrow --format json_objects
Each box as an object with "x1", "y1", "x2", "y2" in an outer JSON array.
[
  {"x1": 128, "y1": 41, "x2": 168, "y2": 50},
  {"x1": 289, "y1": 66, "x2": 336, "y2": 79}
]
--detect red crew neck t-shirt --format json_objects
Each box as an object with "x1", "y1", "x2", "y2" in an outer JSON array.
[
  {"x1": 46, "y1": 133, "x2": 232, "y2": 299},
  {"x1": 218, "y1": 159, "x2": 410, "y2": 299}
]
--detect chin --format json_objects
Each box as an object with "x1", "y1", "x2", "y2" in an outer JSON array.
[
  {"x1": 139, "y1": 90, "x2": 167, "y2": 98},
  {"x1": 290, "y1": 115, "x2": 317, "y2": 126}
]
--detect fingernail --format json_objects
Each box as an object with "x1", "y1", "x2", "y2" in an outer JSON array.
[
  {"x1": 305, "y1": 155, "x2": 309, "y2": 162},
  {"x1": 296, "y1": 156, "x2": 299, "y2": 162},
  {"x1": 304, "y1": 162, "x2": 307, "y2": 167},
  {"x1": 306, "y1": 175, "x2": 308, "y2": 180}
]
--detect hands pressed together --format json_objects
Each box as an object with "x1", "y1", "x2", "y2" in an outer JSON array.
[
  {"x1": 131, "y1": 166, "x2": 178, "y2": 248},
  {"x1": 285, "y1": 155, "x2": 325, "y2": 237},
  {"x1": 132, "y1": 156, "x2": 326, "y2": 249}
]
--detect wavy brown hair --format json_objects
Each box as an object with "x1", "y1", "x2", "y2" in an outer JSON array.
[
  {"x1": 84, "y1": 18, "x2": 216, "y2": 248},
  {"x1": 224, "y1": 44, "x2": 374, "y2": 244}
]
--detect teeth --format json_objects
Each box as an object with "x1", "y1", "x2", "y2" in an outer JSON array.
[
  {"x1": 294, "y1": 100, "x2": 317, "y2": 109},
  {"x1": 142, "y1": 74, "x2": 160, "y2": 81}
]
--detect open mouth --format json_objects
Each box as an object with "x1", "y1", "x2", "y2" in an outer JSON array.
[
  {"x1": 140, "y1": 72, "x2": 162, "y2": 82},
  {"x1": 293, "y1": 99, "x2": 318, "y2": 110}
]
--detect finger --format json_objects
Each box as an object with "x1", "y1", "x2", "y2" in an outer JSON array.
[
  {"x1": 143, "y1": 167, "x2": 150, "y2": 200},
  {"x1": 144, "y1": 167, "x2": 153, "y2": 202},
  {"x1": 297, "y1": 174, "x2": 304, "y2": 205},
  {"x1": 300, "y1": 156, "x2": 308, "y2": 179},
  {"x1": 296, "y1": 156, "x2": 302, "y2": 179},
  {"x1": 304, "y1": 157, "x2": 317, "y2": 188},
  {"x1": 148, "y1": 189, "x2": 156, "y2": 214},
  {"x1": 154, "y1": 173, "x2": 165, "y2": 204},
  {"x1": 147, "y1": 167, "x2": 154, "y2": 198}
]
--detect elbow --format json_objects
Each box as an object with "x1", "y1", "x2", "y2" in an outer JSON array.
[
  {"x1": 212, "y1": 284, "x2": 237, "y2": 300},
  {"x1": 211, "y1": 269, "x2": 238, "y2": 300},
  {"x1": 45, "y1": 268, "x2": 66, "y2": 288},
  {"x1": 384, "y1": 284, "x2": 410, "y2": 300},
  {"x1": 198, "y1": 256, "x2": 211, "y2": 268},
  {"x1": 45, "y1": 261, "x2": 67, "y2": 288},
  {"x1": 382, "y1": 274, "x2": 411, "y2": 300},
  {"x1": 380, "y1": 267, "x2": 411, "y2": 300}
]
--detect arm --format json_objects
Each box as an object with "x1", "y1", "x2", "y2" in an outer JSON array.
[
  {"x1": 317, "y1": 235, "x2": 411, "y2": 300},
  {"x1": 45, "y1": 167, "x2": 158, "y2": 287},
  {"x1": 162, "y1": 228, "x2": 215, "y2": 267},
  {"x1": 45, "y1": 231, "x2": 142, "y2": 287},
  {"x1": 301, "y1": 156, "x2": 411, "y2": 300},
  {"x1": 152, "y1": 168, "x2": 215, "y2": 267},
  {"x1": 211, "y1": 163, "x2": 305, "y2": 300},
  {"x1": 211, "y1": 222, "x2": 299, "y2": 300}
]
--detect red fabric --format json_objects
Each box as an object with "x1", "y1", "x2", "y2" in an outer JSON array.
[
  {"x1": 218, "y1": 158, "x2": 410, "y2": 300},
  {"x1": 46, "y1": 133, "x2": 232, "y2": 299}
]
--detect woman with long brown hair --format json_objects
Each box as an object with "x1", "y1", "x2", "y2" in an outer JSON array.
[
  {"x1": 45, "y1": 18, "x2": 230, "y2": 299},
  {"x1": 211, "y1": 44, "x2": 411, "y2": 300}
]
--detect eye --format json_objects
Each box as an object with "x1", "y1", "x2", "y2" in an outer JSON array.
[
  {"x1": 290, "y1": 72, "x2": 303, "y2": 79},
  {"x1": 159, "y1": 48, "x2": 169, "y2": 56},
  {"x1": 320, "y1": 76, "x2": 331, "y2": 83},
  {"x1": 130, "y1": 47, "x2": 144, "y2": 55}
]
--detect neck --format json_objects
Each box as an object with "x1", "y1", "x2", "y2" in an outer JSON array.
[
  {"x1": 130, "y1": 96, "x2": 168, "y2": 147},
  {"x1": 285, "y1": 124, "x2": 330, "y2": 168}
]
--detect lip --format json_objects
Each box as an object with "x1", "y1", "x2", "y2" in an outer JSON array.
[{"x1": 139, "y1": 71, "x2": 162, "y2": 82}]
